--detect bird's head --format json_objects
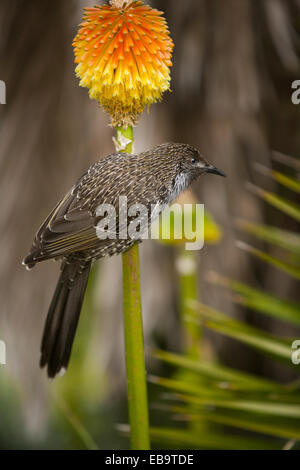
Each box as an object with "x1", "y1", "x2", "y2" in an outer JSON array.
[
  {"x1": 140, "y1": 143, "x2": 226, "y2": 201},
  {"x1": 151, "y1": 143, "x2": 226, "y2": 181},
  {"x1": 174, "y1": 143, "x2": 226, "y2": 179}
]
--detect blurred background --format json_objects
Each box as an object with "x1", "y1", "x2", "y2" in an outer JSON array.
[{"x1": 0, "y1": 0, "x2": 300, "y2": 450}]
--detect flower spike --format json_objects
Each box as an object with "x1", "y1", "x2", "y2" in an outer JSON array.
[{"x1": 73, "y1": 1, "x2": 174, "y2": 127}]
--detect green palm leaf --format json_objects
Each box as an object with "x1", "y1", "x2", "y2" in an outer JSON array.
[
  {"x1": 237, "y1": 219, "x2": 300, "y2": 256},
  {"x1": 248, "y1": 183, "x2": 300, "y2": 222},
  {"x1": 208, "y1": 272, "x2": 300, "y2": 327},
  {"x1": 237, "y1": 241, "x2": 300, "y2": 281}
]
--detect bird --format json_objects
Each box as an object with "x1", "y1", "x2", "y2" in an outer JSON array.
[{"x1": 23, "y1": 142, "x2": 226, "y2": 378}]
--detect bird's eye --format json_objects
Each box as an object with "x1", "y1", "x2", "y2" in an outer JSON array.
[{"x1": 191, "y1": 158, "x2": 196, "y2": 164}]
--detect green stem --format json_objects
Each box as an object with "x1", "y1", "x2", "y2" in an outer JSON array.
[
  {"x1": 177, "y1": 248, "x2": 209, "y2": 435},
  {"x1": 115, "y1": 125, "x2": 150, "y2": 450},
  {"x1": 177, "y1": 248, "x2": 201, "y2": 359}
]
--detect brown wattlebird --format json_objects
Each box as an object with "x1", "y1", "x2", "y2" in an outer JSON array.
[{"x1": 23, "y1": 143, "x2": 226, "y2": 378}]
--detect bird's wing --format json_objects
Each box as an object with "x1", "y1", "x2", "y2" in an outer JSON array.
[
  {"x1": 24, "y1": 188, "x2": 99, "y2": 264},
  {"x1": 24, "y1": 160, "x2": 116, "y2": 264}
]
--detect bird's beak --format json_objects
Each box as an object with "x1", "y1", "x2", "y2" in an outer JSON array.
[{"x1": 205, "y1": 165, "x2": 226, "y2": 177}]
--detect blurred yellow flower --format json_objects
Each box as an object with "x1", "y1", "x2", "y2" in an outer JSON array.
[{"x1": 73, "y1": 0, "x2": 174, "y2": 127}]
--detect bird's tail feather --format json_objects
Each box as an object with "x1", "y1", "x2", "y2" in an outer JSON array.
[{"x1": 40, "y1": 257, "x2": 92, "y2": 378}]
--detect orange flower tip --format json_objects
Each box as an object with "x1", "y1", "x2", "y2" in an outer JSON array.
[{"x1": 73, "y1": 0, "x2": 174, "y2": 127}]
